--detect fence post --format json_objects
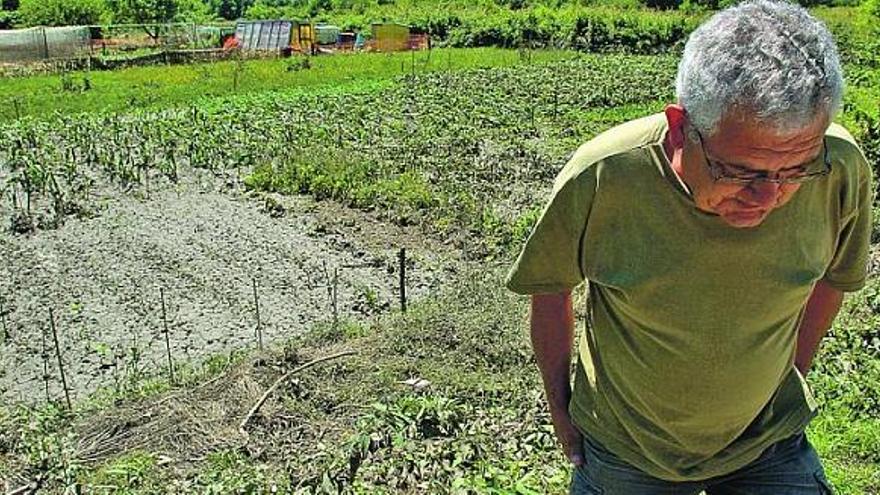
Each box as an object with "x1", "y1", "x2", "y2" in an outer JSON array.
[
  {"x1": 0, "y1": 295, "x2": 7, "y2": 343},
  {"x1": 40, "y1": 324, "x2": 51, "y2": 403},
  {"x1": 160, "y1": 287, "x2": 175, "y2": 384},
  {"x1": 332, "y1": 268, "x2": 339, "y2": 327},
  {"x1": 42, "y1": 27, "x2": 50, "y2": 60},
  {"x1": 48, "y1": 308, "x2": 72, "y2": 410},
  {"x1": 252, "y1": 278, "x2": 263, "y2": 351},
  {"x1": 398, "y1": 248, "x2": 407, "y2": 313}
]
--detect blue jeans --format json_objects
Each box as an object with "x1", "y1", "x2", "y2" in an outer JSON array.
[{"x1": 570, "y1": 433, "x2": 834, "y2": 494}]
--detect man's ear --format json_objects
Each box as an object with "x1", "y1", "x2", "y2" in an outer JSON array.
[{"x1": 664, "y1": 104, "x2": 687, "y2": 150}]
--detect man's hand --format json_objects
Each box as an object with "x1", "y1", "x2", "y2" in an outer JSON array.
[
  {"x1": 530, "y1": 291, "x2": 584, "y2": 466},
  {"x1": 550, "y1": 403, "x2": 585, "y2": 466},
  {"x1": 796, "y1": 279, "x2": 844, "y2": 375}
]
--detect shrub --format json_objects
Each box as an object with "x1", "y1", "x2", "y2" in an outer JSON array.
[
  {"x1": 0, "y1": 8, "x2": 20, "y2": 28},
  {"x1": 18, "y1": 0, "x2": 105, "y2": 26}
]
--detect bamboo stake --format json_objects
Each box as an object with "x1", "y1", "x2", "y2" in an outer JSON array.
[
  {"x1": 398, "y1": 248, "x2": 407, "y2": 313},
  {"x1": 0, "y1": 295, "x2": 7, "y2": 343},
  {"x1": 253, "y1": 278, "x2": 263, "y2": 351},
  {"x1": 40, "y1": 324, "x2": 50, "y2": 403},
  {"x1": 332, "y1": 268, "x2": 339, "y2": 328},
  {"x1": 48, "y1": 308, "x2": 71, "y2": 410},
  {"x1": 160, "y1": 288, "x2": 175, "y2": 384},
  {"x1": 553, "y1": 85, "x2": 558, "y2": 121},
  {"x1": 322, "y1": 260, "x2": 333, "y2": 316},
  {"x1": 239, "y1": 350, "x2": 356, "y2": 434}
]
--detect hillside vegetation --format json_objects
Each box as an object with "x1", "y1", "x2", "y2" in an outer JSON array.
[{"x1": 0, "y1": 3, "x2": 878, "y2": 495}]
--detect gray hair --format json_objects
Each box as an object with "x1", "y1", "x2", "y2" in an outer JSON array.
[{"x1": 675, "y1": 0, "x2": 844, "y2": 137}]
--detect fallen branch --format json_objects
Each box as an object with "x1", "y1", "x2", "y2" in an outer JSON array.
[
  {"x1": 239, "y1": 350, "x2": 356, "y2": 435},
  {"x1": 8, "y1": 485, "x2": 31, "y2": 495},
  {"x1": 7, "y1": 470, "x2": 45, "y2": 495}
]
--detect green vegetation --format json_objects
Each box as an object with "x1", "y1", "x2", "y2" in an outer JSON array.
[
  {"x1": 0, "y1": 47, "x2": 575, "y2": 120},
  {"x1": 2, "y1": 0, "x2": 876, "y2": 54},
  {"x1": 6, "y1": 46, "x2": 874, "y2": 251},
  {"x1": 105, "y1": 0, "x2": 178, "y2": 25},
  {"x1": 248, "y1": 2, "x2": 703, "y2": 51},
  {"x1": 1, "y1": 270, "x2": 878, "y2": 493},
  {"x1": 0, "y1": 53, "x2": 670, "y2": 249},
  {"x1": 1, "y1": 3, "x2": 879, "y2": 494},
  {"x1": 17, "y1": 0, "x2": 105, "y2": 26},
  {"x1": 240, "y1": 55, "x2": 675, "y2": 255}
]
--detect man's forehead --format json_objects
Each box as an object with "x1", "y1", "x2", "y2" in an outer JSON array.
[{"x1": 705, "y1": 114, "x2": 828, "y2": 169}]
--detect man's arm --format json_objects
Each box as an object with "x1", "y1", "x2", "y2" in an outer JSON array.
[
  {"x1": 531, "y1": 291, "x2": 584, "y2": 466},
  {"x1": 796, "y1": 279, "x2": 845, "y2": 375}
]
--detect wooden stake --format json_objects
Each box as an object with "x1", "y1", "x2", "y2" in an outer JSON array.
[
  {"x1": 332, "y1": 268, "x2": 339, "y2": 328},
  {"x1": 398, "y1": 248, "x2": 407, "y2": 313},
  {"x1": 553, "y1": 85, "x2": 558, "y2": 121},
  {"x1": 40, "y1": 324, "x2": 50, "y2": 403},
  {"x1": 252, "y1": 278, "x2": 263, "y2": 351},
  {"x1": 322, "y1": 260, "x2": 333, "y2": 315},
  {"x1": 41, "y1": 27, "x2": 49, "y2": 60},
  {"x1": 0, "y1": 295, "x2": 7, "y2": 343},
  {"x1": 112, "y1": 348, "x2": 121, "y2": 394},
  {"x1": 48, "y1": 308, "x2": 72, "y2": 411},
  {"x1": 160, "y1": 287, "x2": 175, "y2": 384},
  {"x1": 529, "y1": 87, "x2": 536, "y2": 130}
]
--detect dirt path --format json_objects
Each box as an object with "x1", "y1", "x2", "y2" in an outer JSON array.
[{"x1": 0, "y1": 174, "x2": 455, "y2": 404}]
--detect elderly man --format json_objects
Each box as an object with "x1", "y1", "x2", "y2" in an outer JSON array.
[{"x1": 505, "y1": 1, "x2": 872, "y2": 493}]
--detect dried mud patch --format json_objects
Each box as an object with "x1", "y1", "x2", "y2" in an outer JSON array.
[{"x1": 0, "y1": 176, "x2": 453, "y2": 404}]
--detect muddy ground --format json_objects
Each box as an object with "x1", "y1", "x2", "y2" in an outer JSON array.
[{"x1": 0, "y1": 171, "x2": 460, "y2": 404}]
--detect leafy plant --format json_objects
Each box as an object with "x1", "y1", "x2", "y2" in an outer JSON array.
[{"x1": 18, "y1": 0, "x2": 106, "y2": 26}]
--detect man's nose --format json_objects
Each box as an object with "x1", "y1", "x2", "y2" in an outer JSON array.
[{"x1": 742, "y1": 181, "x2": 781, "y2": 206}]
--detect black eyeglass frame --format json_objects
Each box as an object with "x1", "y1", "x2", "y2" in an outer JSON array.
[{"x1": 690, "y1": 127, "x2": 832, "y2": 185}]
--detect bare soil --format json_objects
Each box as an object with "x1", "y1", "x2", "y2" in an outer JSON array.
[{"x1": 0, "y1": 171, "x2": 455, "y2": 404}]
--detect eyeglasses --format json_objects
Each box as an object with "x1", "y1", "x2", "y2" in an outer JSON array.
[{"x1": 690, "y1": 128, "x2": 832, "y2": 185}]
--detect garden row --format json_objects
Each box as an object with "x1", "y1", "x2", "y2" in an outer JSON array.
[
  {"x1": 0, "y1": 54, "x2": 676, "y2": 254},
  {"x1": 5, "y1": 53, "x2": 880, "y2": 250}
]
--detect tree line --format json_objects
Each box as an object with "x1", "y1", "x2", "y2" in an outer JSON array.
[{"x1": 0, "y1": 0, "x2": 869, "y2": 31}]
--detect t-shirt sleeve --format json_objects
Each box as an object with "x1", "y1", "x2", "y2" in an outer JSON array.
[
  {"x1": 822, "y1": 144, "x2": 874, "y2": 292},
  {"x1": 505, "y1": 156, "x2": 597, "y2": 295}
]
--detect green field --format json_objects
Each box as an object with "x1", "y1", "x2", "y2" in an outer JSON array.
[
  {"x1": 0, "y1": 48, "x2": 578, "y2": 121},
  {"x1": 1, "y1": 5, "x2": 879, "y2": 494}
]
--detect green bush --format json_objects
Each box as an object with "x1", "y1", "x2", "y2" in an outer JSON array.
[
  {"x1": 105, "y1": 0, "x2": 176, "y2": 25},
  {"x1": 175, "y1": 0, "x2": 216, "y2": 22},
  {"x1": 0, "y1": 8, "x2": 20, "y2": 28},
  {"x1": 243, "y1": 3, "x2": 698, "y2": 54},
  {"x1": 851, "y1": 107, "x2": 880, "y2": 188},
  {"x1": 436, "y1": 7, "x2": 696, "y2": 52},
  {"x1": 18, "y1": 0, "x2": 105, "y2": 26},
  {"x1": 814, "y1": 7, "x2": 879, "y2": 68},
  {"x1": 208, "y1": 0, "x2": 252, "y2": 19}
]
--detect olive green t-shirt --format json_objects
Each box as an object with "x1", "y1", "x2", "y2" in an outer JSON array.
[{"x1": 506, "y1": 113, "x2": 872, "y2": 481}]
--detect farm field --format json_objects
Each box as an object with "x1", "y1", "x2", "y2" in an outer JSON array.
[
  {"x1": 1, "y1": 9, "x2": 880, "y2": 495},
  {"x1": 0, "y1": 48, "x2": 578, "y2": 121},
  {"x1": 0, "y1": 51, "x2": 673, "y2": 402}
]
